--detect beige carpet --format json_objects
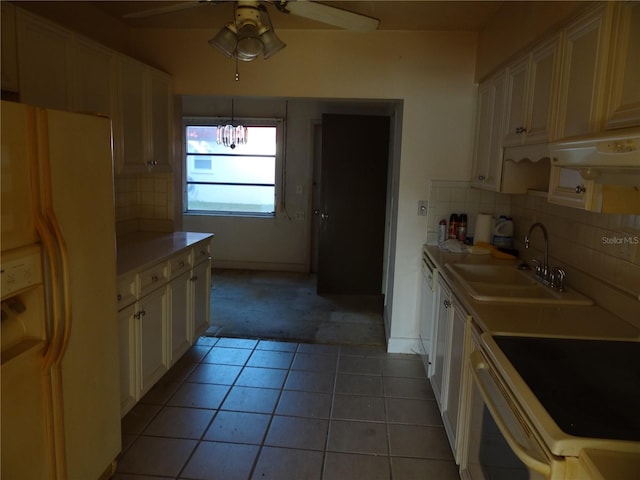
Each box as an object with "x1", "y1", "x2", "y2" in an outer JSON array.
[{"x1": 207, "y1": 269, "x2": 386, "y2": 348}]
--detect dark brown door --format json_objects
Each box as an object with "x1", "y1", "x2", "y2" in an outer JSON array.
[{"x1": 317, "y1": 114, "x2": 390, "y2": 294}]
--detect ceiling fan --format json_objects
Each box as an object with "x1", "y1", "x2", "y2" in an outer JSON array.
[{"x1": 123, "y1": 0, "x2": 380, "y2": 61}]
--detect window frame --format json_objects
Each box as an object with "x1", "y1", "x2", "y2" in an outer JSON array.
[{"x1": 183, "y1": 116, "x2": 284, "y2": 218}]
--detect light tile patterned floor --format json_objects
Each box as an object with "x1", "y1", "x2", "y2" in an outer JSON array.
[{"x1": 114, "y1": 337, "x2": 459, "y2": 480}]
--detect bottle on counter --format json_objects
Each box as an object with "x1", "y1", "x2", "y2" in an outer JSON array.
[
  {"x1": 457, "y1": 214, "x2": 467, "y2": 242},
  {"x1": 448, "y1": 213, "x2": 459, "y2": 239},
  {"x1": 438, "y1": 219, "x2": 447, "y2": 244},
  {"x1": 493, "y1": 216, "x2": 514, "y2": 247}
]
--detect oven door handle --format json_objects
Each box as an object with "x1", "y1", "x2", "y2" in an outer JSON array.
[{"x1": 470, "y1": 350, "x2": 552, "y2": 476}]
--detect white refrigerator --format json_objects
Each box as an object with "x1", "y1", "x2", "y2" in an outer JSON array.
[{"x1": 1, "y1": 100, "x2": 121, "y2": 479}]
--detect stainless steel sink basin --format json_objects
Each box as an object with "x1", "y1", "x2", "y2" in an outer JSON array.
[{"x1": 444, "y1": 263, "x2": 593, "y2": 305}]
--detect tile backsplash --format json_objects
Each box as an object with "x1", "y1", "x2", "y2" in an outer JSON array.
[
  {"x1": 510, "y1": 192, "x2": 640, "y2": 301},
  {"x1": 426, "y1": 180, "x2": 640, "y2": 325},
  {"x1": 426, "y1": 180, "x2": 512, "y2": 244},
  {"x1": 115, "y1": 173, "x2": 174, "y2": 235}
]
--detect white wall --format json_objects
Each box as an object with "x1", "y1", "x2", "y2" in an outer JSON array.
[{"x1": 130, "y1": 28, "x2": 478, "y2": 352}]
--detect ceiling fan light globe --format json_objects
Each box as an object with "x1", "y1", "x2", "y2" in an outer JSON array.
[
  {"x1": 261, "y1": 30, "x2": 286, "y2": 59},
  {"x1": 209, "y1": 26, "x2": 237, "y2": 58},
  {"x1": 235, "y1": 50, "x2": 259, "y2": 62},
  {"x1": 236, "y1": 24, "x2": 264, "y2": 58}
]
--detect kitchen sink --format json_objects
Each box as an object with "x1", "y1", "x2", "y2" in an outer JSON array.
[{"x1": 444, "y1": 263, "x2": 593, "y2": 305}]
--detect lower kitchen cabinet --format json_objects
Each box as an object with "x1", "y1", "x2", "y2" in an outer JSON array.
[
  {"x1": 429, "y1": 271, "x2": 471, "y2": 464},
  {"x1": 169, "y1": 270, "x2": 191, "y2": 366},
  {"x1": 191, "y1": 258, "x2": 211, "y2": 339},
  {"x1": 430, "y1": 275, "x2": 451, "y2": 408},
  {"x1": 117, "y1": 303, "x2": 136, "y2": 415},
  {"x1": 442, "y1": 297, "x2": 471, "y2": 463},
  {"x1": 116, "y1": 233, "x2": 213, "y2": 417},
  {"x1": 118, "y1": 284, "x2": 169, "y2": 415},
  {"x1": 138, "y1": 285, "x2": 169, "y2": 396}
]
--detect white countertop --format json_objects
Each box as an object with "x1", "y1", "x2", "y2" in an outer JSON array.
[
  {"x1": 424, "y1": 245, "x2": 640, "y2": 340},
  {"x1": 117, "y1": 231, "x2": 214, "y2": 277}
]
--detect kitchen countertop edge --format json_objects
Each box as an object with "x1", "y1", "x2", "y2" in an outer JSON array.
[
  {"x1": 117, "y1": 231, "x2": 214, "y2": 277},
  {"x1": 424, "y1": 244, "x2": 640, "y2": 341}
]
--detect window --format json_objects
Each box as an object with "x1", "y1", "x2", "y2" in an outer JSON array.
[{"x1": 184, "y1": 117, "x2": 281, "y2": 216}]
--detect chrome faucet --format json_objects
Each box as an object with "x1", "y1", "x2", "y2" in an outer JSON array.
[
  {"x1": 524, "y1": 222, "x2": 566, "y2": 291},
  {"x1": 525, "y1": 222, "x2": 549, "y2": 276}
]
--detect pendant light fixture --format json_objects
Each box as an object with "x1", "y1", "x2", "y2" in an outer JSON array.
[{"x1": 216, "y1": 99, "x2": 247, "y2": 149}]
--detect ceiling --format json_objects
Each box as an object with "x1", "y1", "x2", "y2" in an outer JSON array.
[{"x1": 87, "y1": 1, "x2": 505, "y2": 31}]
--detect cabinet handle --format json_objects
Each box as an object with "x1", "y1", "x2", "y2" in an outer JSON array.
[
  {"x1": 146, "y1": 160, "x2": 158, "y2": 167},
  {"x1": 515, "y1": 126, "x2": 528, "y2": 134},
  {"x1": 134, "y1": 310, "x2": 146, "y2": 319},
  {"x1": 478, "y1": 175, "x2": 485, "y2": 181},
  {"x1": 575, "y1": 185, "x2": 586, "y2": 194},
  {"x1": 152, "y1": 274, "x2": 159, "y2": 282},
  {"x1": 179, "y1": 261, "x2": 185, "y2": 268},
  {"x1": 443, "y1": 299, "x2": 451, "y2": 308},
  {"x1": 117, "y1": 293, "x2": 122, "y2": 301},
  {"x1": 190, "y1": 276, "x2": 199, "y2": 282}
]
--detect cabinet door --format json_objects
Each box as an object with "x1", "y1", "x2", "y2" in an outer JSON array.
[
  {"x1": 442, "y1": 299, "x2": 471, "y2": 463},
  {"x1": 557, "y1": 4, "x2": 611, "y2": 138},
  {"x1": 1, "y1": 2, "x2": 18, "y2": 92},
  {"x1": 606, "y1": 1, "x2": 640, "y2": 129},
  {"x1": 118, "y1": 304, "x2": 137, "y2": 417},
  {"x1": 527, "y1": 35, "x2": 561, "y2": 144},
  {"x1": 16, "y1": 10, "x2": 73, "y2": 110},
  {"x1": 430, "y1": 277, "x2": 452, "y2": 410},
  {"x1": 191, "y1": 259, "x2": 212, "y2": 339},
  {"x1": 169, "y1": 271, "x2": 191, "y2": 366},
  {"x1": 504, "y1": 57, "x2": 529, "y2": 146},
  {"x1": 485, "y1": 71, "x2": 507, "y2": 191},
  {"x1": 547, "y1": 166, "x2": 598, "y2": 210},
  {"x1": 138, "y1": 286, "x2": 169, "y2": 396},
  {"x1": 116, "y1": 56, "x2": 147, "y2": 174},
  {"x1": 471, "y1": 81, "x2": 495, "y2": 188},
  {"x1": 74, "y1": 38, "x2": 116, "y2": 117},
  {"x1": 148, "y1": 69, "x2": 173, "y2": 173}
]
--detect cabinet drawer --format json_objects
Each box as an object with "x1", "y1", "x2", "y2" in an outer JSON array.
[
  {"x1": 169, "y1": 252, "x2": 191, "y2": 279},
  {"x1": 191, "y1": 240, "x2": 211, "y2": 266},
  {"x1": 138, "y1": 262, "x2": 168, "y2": 296},
  {"x1": 117, "y1": 273, "x2": 137, "y2": 309}
]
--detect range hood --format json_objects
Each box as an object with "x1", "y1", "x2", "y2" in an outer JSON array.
[{"x1": 549, "y1": 130, "x2": 640, "y2": 184}]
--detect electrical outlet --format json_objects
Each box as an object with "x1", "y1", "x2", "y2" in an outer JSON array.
[
  {"x1": 296, "y1": 185, "x2": 303, "y2": 194},
  {"x1": 418, "y1": 200, "x2": 428, "y2": 216}
]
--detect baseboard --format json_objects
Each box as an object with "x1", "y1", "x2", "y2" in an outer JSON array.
[
  {"x1": 386, "y1": 336, "x2": 422, "y2": 355},
  {"x1": 212, "y1": 260, "x2": 308, "y2": 272}
]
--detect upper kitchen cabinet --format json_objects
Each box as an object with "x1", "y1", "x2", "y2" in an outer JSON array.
[
  {"x1": 555, "y1": 3, "x2": 613, "y2": 139},
  {"x1": 16, "y1": 9, "x2": 73, "y2": 111},
  {"x1": 503, "y1": 35, "x2": 562, "y2": 147},
  {"x1": 148, "y1": 69, "x2": 173, "y2": 174},
  {"x1": 73, "y1": 38, "x2": 116, "y2": 118},
  {"x1": 471, "y1": 70, "x2": 549, "y2": 194},
  {"x1": 605, "y1": 1, "x2": 640, "y2": 130},
  {"x1": 470, "y1": 71, "x2": 506, "y2": 191},
  {"x1": 116, "y1": 56, "x2": 173, "y2": 175},
  {"x1": 1, "y1": 2, "x2": 18, "y2": 92}
]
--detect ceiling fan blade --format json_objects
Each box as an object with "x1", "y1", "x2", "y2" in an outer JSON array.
[
  {"x1": 283, "y1": 1, "x2": 379, "y2": 32},
  {"x1": 123, "y1": 1, "x2": 204, "y2": 19}
]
